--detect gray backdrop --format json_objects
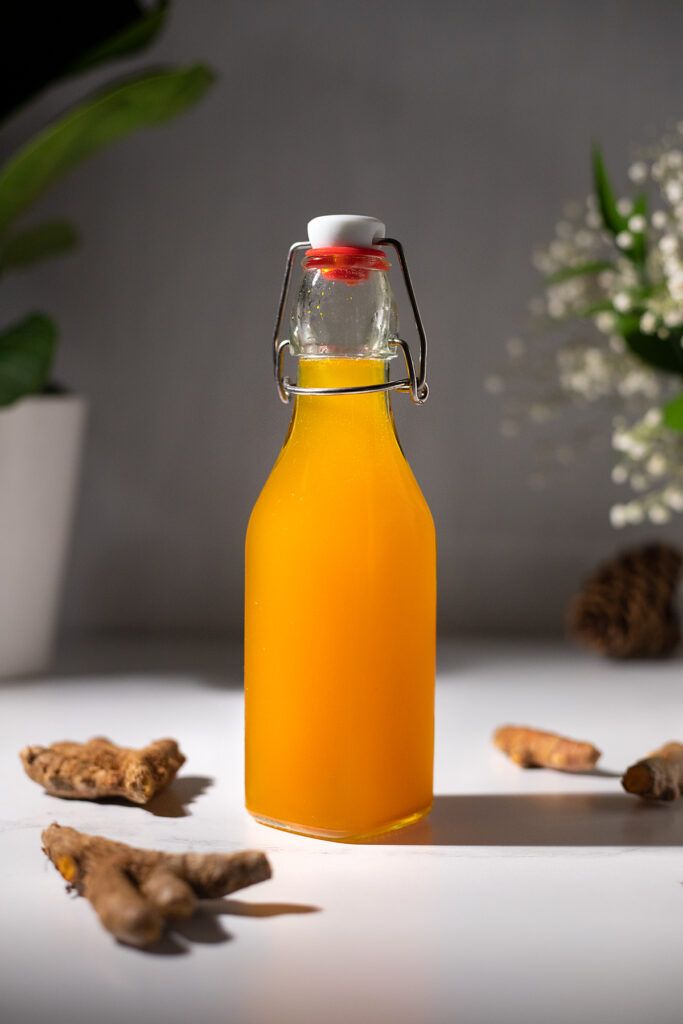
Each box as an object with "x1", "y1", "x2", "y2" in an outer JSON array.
[{"x1": 5, "y1": 0, "x2": 683, "y2": 637}]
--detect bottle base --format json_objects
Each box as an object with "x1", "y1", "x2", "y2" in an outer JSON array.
[{"x1": 247, "y1": 802, "x2": 432, "y2": 842}]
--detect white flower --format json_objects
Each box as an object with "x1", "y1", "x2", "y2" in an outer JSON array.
[
  {"x1": 624, "y1": 503, "x2": 645, "y2": 524},
  {"x1": 628, "y1": 162, "x2": 648, "y2": 183},
  {"x1": 484, "y1": 374, "x2": 504, "y2": 394},
  {"x1": 664, "y1": 309, "x2": 683, "y2": 327},
  {"x1": 628, "y1": 214, "x2": 646, "y2": 233},
  {"x1": 506, "y1": 337, "x2": 525, "y2": 358},
  {"x1": 647, "y1": 453, "x2": 668, "y2": 476},
  {"x1": 649, "y1": 504, "x2": 671, "y2": 524},
  {"x1": 668, "y1": 149, "x2": 683, "y2": 168},
  {"x1": 575, "y1": 229, "x2": 595, "y2": 248},
  {"x1": 613, "y1": 292, "x2": 631, "y2": 312},
  {"x1": 640, "y1": 311, "x2": 657, "y2": 334},
  {"x1": 666, "y1": 180, "x2": 683, "y2": 203},
  {"x1": 652, "y1": 210, "x2": 668, "y2": 229},
  {"x1": 631, "y1": 473, "x2": 648, "y2": 491},
  {"x1": 611, "y1": 465, "x2": 628, "y2": 484},
  {"x1": 617, "y1": 198, "x2": 633, "y2": 216},
  {"x1": 586, "y1": 211, "x2": 602, "y2": 229},
  {"x1": 664, "y1": 487, "x2": 683, "y2": 511},
  {"x1": 659, "y1": 235, "x2": 678, "y2": 255},
  {"x1": 616, "y1": 231, "x2": 633, "y2": 249},
  {"x1": 610, "y1": 505, "x2": 628, "y2": 528},
  {"x1": 595, "y1": 311, "x2": 615, "y2": 333},
  {"x1": 643, "y1": 407, "x2": 662, "y2": 427}
]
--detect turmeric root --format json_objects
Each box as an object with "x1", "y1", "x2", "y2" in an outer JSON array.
[
  {"x1": 20, "y1": 737, "x2": 185, "y2": 804},
  {"x1": 622, "y1": 741, "x2": 683, "y2": 801},
  {"x1": 493, "y1": 725, "x2": 601, "y2": 770},
  {"x1": 42, "y1": 823, "x2": 272, "y2": 948}
]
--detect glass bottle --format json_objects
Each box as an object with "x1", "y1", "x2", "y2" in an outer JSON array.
[{"x1": 245, "y1": 215, "x2": 436, "y2": 840}]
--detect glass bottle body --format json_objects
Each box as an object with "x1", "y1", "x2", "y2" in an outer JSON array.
[{"x1": 244, "y1": 263, "x2": 436, "y2": 840}]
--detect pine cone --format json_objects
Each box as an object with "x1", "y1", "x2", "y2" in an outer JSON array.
[{"x1": 568, "y1": 542, "x2": 683, "y2": 658}]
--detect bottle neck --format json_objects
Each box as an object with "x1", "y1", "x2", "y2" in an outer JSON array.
[{"x1": 290, "y1": 357, "x2": 396, "y2": 435}]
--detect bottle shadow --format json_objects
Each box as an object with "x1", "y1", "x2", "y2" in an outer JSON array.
[{"x1": 360, "y1": 792, "x2": 683, "y2": 847}]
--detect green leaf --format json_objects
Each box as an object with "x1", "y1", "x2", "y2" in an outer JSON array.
[
  {"x1": 663, "y1": 393, "x2": 683, "y2": 431},
  {"x1": 629, "y1": 191, "x2": 648, "y2": 266},
  {"x1": 0, "y1": 65, "x2": 216, "y2": 234},
  {"x1": 618, "y1": 314, "x2": 683, "y2": 375},
  {"x1": 0, "y1": 221, "x2": 79, "y2": 274},
  {"x1": 0, "y1": 314, "x2": 57, "y2": 407},
  {"x1": 546, "y1": 259, "x2": 614, "y2": 284},
  {"x1": 592, "y1": 145, "x2": 626, "y2": 236},
  {"x1": 0, "y1": 4, "x2": 167, "y2": 123},
  {"x1": 67, "y1": 3, "x2": 169, "y2": 75}
]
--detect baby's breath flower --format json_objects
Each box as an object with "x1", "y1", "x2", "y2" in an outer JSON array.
[
  {"x1": 628, "y1": 161, "x2": 648, "y2": 183},
  {"x1": 640, "y1": 311, "x2": 657, "y2": 334},
  {"x1": 649, "y1": 504, "x2": 671, "y2": 523},
  {"x1": 664, "y1": 486, "x2": 683, "y2": 511},
  {"x1": 595, "y1": 311, "x2": 615, "y2": 333},
  {"x1": 612, "y1": 464, "x2": 628, "y2": 484},
  {"x1": 647, "y1": 452, "x2": 668, "y2": 476},
  {"x1": 484, "y1": 374, "x2": 504, "y2": 394},
  {"x1": 628, "y1": 214, "x2": 646, "y2": 233},
  {"x1": 617, "y1": 198, "x2": 633, "y2": 216},
  {"x1": 613, "y1": 292, "x2": 631, "y2": 312},
  {"x1": 506, "y1": 337, "x2": 525, "y2": 358},
  {"x1": 616, "y1": 230, "x2": 633, "y2": 249},
  {"x1": 652, "y1": 210, "x2": 668, "y2": 229},
  {"x1": 666, "y1": 180, "x2": 683, "y2": 203},
  {"x1": 624, "y1": 503, "x2": 645, "y2": 524},
  {"x1": 610, "y1": 505, "x2": 627, "y2": 528}
]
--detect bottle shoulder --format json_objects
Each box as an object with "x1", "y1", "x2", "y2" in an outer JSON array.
[{"x1": 248, "y1": 425, "x2": 433, "y2": 534}]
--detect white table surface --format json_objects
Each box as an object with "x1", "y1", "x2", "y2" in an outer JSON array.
[{"x1": 2, "y1": 637, "x2": 683, "y2": 1024}]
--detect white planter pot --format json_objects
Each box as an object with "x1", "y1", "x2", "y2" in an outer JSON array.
[{"x1": 0, "y1": 394, "x2": 86, "y2": 677}]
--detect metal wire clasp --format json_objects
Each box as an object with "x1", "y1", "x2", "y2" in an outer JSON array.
[{"x1": 272, "y1": 238, "x2": 429, "y2": 405}]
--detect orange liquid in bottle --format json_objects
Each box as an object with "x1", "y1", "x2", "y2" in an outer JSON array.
[{"x1": 245, "y1": 357, "x2": 435, "y2": 840}]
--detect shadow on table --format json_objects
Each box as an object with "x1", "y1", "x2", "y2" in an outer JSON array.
[
  {"x1": 362, "y1": 792, "x2": 683, "y2": 847},
  {"x1": 139, "y1": 899, "x2": 320, "y2": 956}
]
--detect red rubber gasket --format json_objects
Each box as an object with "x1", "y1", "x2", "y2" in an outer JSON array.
[{"x1": 304, "y1": 245, "x2": 390, "y2": 282}]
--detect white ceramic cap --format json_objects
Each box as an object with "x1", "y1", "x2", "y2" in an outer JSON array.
[{"x1": 307, "y1": 214, "x2": 386, "y2": 249}]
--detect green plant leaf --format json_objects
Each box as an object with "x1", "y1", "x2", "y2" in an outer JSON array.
[
  {"x1": 629, "y1": 191, "x2": 648, "y2": 266},
  {"x1": 0, "y1": 4, "x2": 167, "y2": 123},
  {"x1": 663, "y1": 393, "x2": 683, "y2": 431},
  {"x1": 0, "y1": 221, "x2": 79, "y2": 274},
  {"x1": 546, "y1": 259, "x2": 614, "y2": 284},
  {"x1": 0, "y1": 64, "x2": 215, "y2": 234},
  {"x1": 618, "y1": 314, "x2": 683, "y2": 375},
  {"x1": 67, "y1": 2, "x2": 169, "y2": 75},
  {"x1": 592, "y1": 145, "x2": 626, "y2": 236},
  {"x1": 0, "y1": 314, "x2": 57, "y2": 407}
]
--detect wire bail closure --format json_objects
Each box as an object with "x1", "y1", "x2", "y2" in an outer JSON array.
[{"x1": 272, "y1": 238, "x2": 429, "y2": 405}]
